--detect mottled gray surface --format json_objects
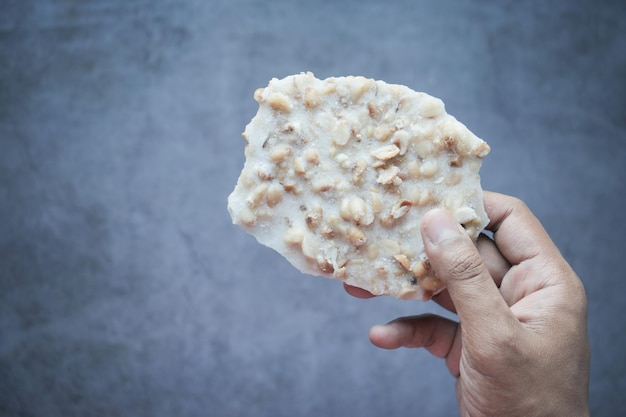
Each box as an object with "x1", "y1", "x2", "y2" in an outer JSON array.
[{"x1": 1, "y1": 0, "x2": 625, "y2": 416}]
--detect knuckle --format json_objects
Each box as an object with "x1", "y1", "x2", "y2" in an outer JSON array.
[
  {"x1": 502, "y1": 194, "x2": 527, "y2": 211},
  {"x1": 447, "y1": 248, "x2": 485, "y2": 281}
]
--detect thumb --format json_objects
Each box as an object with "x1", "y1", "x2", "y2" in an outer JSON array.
[{"x1": 421, "y1": 209, "x2": 512, "y2": 328}]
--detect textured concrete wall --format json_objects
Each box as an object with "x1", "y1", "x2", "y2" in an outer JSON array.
[{"x1": 1, "y1": 1, "x2": 625, "y2": 416}]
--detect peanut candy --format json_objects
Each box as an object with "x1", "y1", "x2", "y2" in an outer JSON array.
[{"x1": 228, "y1": 72, "x2": 490, "y2": 300}]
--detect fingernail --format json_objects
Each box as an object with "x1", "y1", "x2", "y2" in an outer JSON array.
[{"x1": 424, "y1": 210, "x2": 463, "y2": 245}]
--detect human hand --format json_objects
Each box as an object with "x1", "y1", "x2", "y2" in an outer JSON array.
[{"x1": 345, "y1": 192, "x2": 590, "y2": 417}]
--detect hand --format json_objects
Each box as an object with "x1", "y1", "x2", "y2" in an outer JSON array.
[{"x1": 345, "y1": 192, "x2": 590, "y2": 417}]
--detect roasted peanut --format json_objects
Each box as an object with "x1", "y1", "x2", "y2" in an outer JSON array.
[
  {"x1": 253, "y1": 88, "x2": 264, "y2": 103},
  {"x1": 371, "y1": 144, "x2": 400, "y2": 161},
  {"x1": 304, "y1": 87, "x2": 320, "y2": 108},
  {"x1": 352, "y1": 159, "x2": 367, "y2": 184},
  {"x1": 472, "y1": 142, "x2": 491, "y2": 158},
  {"x1": 304, "y1": 149, "x2": 319, "y2": 164},
  {"x1": 347, "y1": 226, "x2": 367, "y2": 247},
  {"x1": 377, "y1": 165, "x2": 401, "y2": 185},
  {"x1": 393, "y1": 254, "x2": 411, "y2": 270},
  {"x1": 246, "y1": 183, "x2": 268, "y2": 207},
  {"x1": 391, "y1": 200, "x2": 412, "y2": 219},
  {"x1": 283, "y1": 227, "x2": 305, "y2": 245},
  {"x1": 454, "y1": 207, "x2": 478, "y2": 224},
  {"x1": 267, "y1": 92, "x2": 293, "y2": 112},
  {"x1": 301, "y1": 233, "x2": 319, "y2": 259},
  {"x1": 419, "y1": 276, "x2": 444, "y2": 292},
  {"x1": 411, "y1": 258, "x2": 431, "y2": 278},
  {"x1": 332, "y1": 120, "x2": 351, "y2": 146},
  {"x1": 269, "y1": 145, "x2": 292, "y2": 162},
  {"x1": 266, "y1": 185, "x2": 283, "y2": 207},
  {"x1": 419, "y1": 160, "x2": 438, "y2": 178},
  {"x1": 392, "y1": 130, "x2": 410, "y2": 155},
  {"x1": 419, "y1": 96, "x2": 444, "y2": 118}
]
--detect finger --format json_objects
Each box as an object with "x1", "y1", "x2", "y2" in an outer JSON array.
[
  {"x1": 421, "y1": 209, "x2": 516, "y2": 330},
  {"x1": 432, "y1": 289, "x2": 455, "y2": 312},
  {"x1": 369, "y1": 314, "x2": 457, "y2": 355},
  {"x1": 434, "y1": 235, "x2": 511, "y2": 314},
  {"x1": 483, "y1": 192, "x2": 584, "y2": 307},
  {"x1": 343, "y1": 283, "x2": 377, "y2": 299},
  {"x1": 476, "y1": 234, "x2": 511, "y2": 287},
  {"x1": 483, "y1": 191, "x2": 561, "y2": 265},
  {"x1": 370, "y1": 315, "x2": 462, "y2": 377}
]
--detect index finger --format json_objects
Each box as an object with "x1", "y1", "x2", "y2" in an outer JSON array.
[{"x1": 483, "y1": 191, "x2": 562, "y2": 266}]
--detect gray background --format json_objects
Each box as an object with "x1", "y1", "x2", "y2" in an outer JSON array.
[{"x1": 1, "y1": 0, "x2": 625, "y2": 416}]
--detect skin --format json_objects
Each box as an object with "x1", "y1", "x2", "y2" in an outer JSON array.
[{"x1": 345, "y1": 191, "x2": 590, "y2": 417}]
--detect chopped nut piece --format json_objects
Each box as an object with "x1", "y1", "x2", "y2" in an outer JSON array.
[
  {"x1": 419, "y1": 276, "x2": 444, "y2": 292},
  {"x1": 454, "y1": 207, "x2": 478, "y2": 224},
  {"x1": 268, "y1": 92, "x2": 293, "y2": 112},
  {"x1": 239, "y1": 208, "x2": 257, "y2": 227},
  {"x1": 407, "y1": 160, "x2": 420, "y2": 179},
  {"x1": 280, "y1": 122, "x2": 300, "y2": 134},
  {"x1": 444, "y1": 193, "x2": 463, "y2": 210},
  {"x1": 311, "y1": 178, "x2": 335, "y2": 192},
  {"x1": 247, "y1": 183, "x2": 269, "y2": 207},
  {"x1": 334, "y1": 267, "x2": 347, "y2": 278},
  {"x1": 472, "y1": 142, "x2": 491, "y2": 158},
  {"x1": 414, "y1": 139, "x2": 434, "y2": 158},
  {"x1": 370, "y1": 192, "x2": 382, "y2": 214},
  {"x1": 367, "y1": 102, "x2": 378, "y2": 119},
  {"x1": 292, "y1": 157, "x2": 306, "y2": 175},
  {"x1": 419, "y1": 96, "x2": 444, "y2": 118},
  {"x1": 253, "y1": 88, "x2": 265, "y2": 103},
  {"x1": 376, "y1": 165, "x2": 401, "y2": 185},
  {"x1": 345, "y1": 76, "x2": 373, "y2": 102},
  {"x1": 379, "y1": 213, "x2": 395, "y2": 228},
  {"x1": 450, "y1": 155, "x2": 462, "y2": 167},
  {"x1": 374, "y1": 125, "x2": 395, "y2": 142},
  {"x1": 301, "y1": 233, "x2": 319, "y2": 259},
  {"x1": 256, "y1": 166, "x2": 274, "y2": 181},
  {"x1": 284, "y1": 228, "x2": 305, "y2": 245},
  {"x1": 409, "y1": 188, "x2": 433, "y2": 206},
  {"x1": 371, "y1": 144, "x2": 400, "y2": 161},
  {"x1": 240, "y1": 171, "x2": 255, "y2": 188},
  {"x1": 305, "y1": 205, "x2": 323, "y2": 229},
  {"x1": 266, "y1": 185, "x2": 283, "y2": 207},
  {"x1": 335, "y1": 153, "x2": 351, "y2": 169},
  {"x1": 442, "y1": 135, "x2": 456, "y2": 149},
  {"x1": 419, "y1": 160, "x2": 438, "y2": 178},
  {"x1": 340, "y1": 196, "x2": 373, "y2": 225},
  {"x1": 269, "y1": 145, "x2": 292, "y2": 162},
  {"x1": 352, "y1": 159, "x2": 367, "y2": 185},
  {"x1": 411, "y1": 258, "x2": 431, "y2": 278},
  {"x1": 321, "y1": 225, "x2": 334, "y2": 238},
  {"x1": 349, "y1": 196, "x2": 367, "y2": 221},
  {"x1": 393, "y1": 254, "x2": 411, "y2": 270},
  {"x1": 392, "y1": 130, "x2": 410, "y2": 155},
  {"x1": 332, "y1": 120, "x2": 352, "y2": 146},
  {"x1": 281, "y1": 182, "x2": 299, "y2": 194},
  {"x1": 304, "y1": 149, "x2": 319, "y2": 164},
  {"x1": 304, "y1": 87, "x2": 321, "y2": 108},
  {"x1": 347, "y1": 226, "x2": 367, "y2": 247},
  {"x1": 391, "y1": 200, "x2": 412, "y2": 219},
  {"x1": 365, "y1": 244, "x2": 379, "y2": 260},
  {"x1": 317, "y1": 256, "x2": 334, "y2": 273}
]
